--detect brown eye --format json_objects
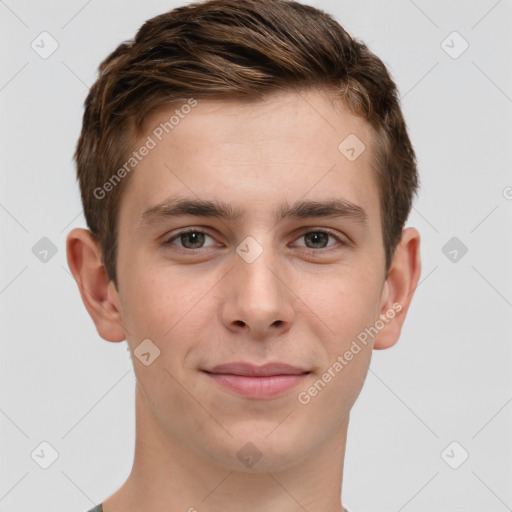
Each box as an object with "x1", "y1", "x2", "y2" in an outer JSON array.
[
  {"x1": 303, "y1": 231, "x2": 330, "y2": 249},
  {"x1": 180, "y1": 231, "x2": 205, "y2": 249},
  {"x1": 294, "y1": 230, "x2": 342, "y2": 250},
  {"x1": 166, "y1": 230, "x2": 215, "y2": 250}
]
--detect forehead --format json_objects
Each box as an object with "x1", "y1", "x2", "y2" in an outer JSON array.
[{"x1": 118, "y1": 88, "x2": 381, "y2": 228}]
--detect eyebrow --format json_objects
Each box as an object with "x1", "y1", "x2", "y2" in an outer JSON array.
[{"x1": 139, "y1": 195, "x2": 368, "y2": 227}]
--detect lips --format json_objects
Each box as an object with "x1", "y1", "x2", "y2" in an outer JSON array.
[
  {"x1": 202, "y1": 362, "x2": 310, "y2": 399},
  {"x1": 204, "y1": 362, "x2": 310, "y2": 377}
]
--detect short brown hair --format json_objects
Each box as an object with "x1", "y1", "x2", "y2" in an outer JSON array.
[{"x1": 74, "y1": 0, "x2": 419, "y2": 289}]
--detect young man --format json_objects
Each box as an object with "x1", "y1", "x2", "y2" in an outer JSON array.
[{"x1": 66, "y1": 1, "x2": 421, "y2": 511}]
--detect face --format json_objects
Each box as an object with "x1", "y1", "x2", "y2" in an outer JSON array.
[{"x1": 113, "y1": 88, "x2": 389, "y2": 471}]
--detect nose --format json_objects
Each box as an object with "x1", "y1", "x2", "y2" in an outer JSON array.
[{"x1": 220, "y1": 238, "x2": 295, "y2": 338}]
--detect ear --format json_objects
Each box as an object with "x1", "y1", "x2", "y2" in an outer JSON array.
[
  {"x1": 66, "y1": 228, "x2": 126, "y2": 342},
  {"x1": 373, "y1": 227, "x2": 421, "y2": 350}
]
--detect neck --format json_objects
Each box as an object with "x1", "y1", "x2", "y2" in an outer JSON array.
[{"x1": 103, "y1": 386, "x2": 349, "y2": 512}]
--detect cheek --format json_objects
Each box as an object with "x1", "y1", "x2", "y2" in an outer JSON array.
[
  {"x1": 303, "y1": 273, "x2": 378, "y2": 416},
  {"x1": 304, "y1": 264, "x2": 382, "y2": 341},
  {"x1": 121, "y1": 261, "x2": 218, "y2": 349},
  {"x1": 118, "y1": 260, "x2": 175, "y2": 340}
]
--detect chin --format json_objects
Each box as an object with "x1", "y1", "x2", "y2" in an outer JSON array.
[{"x1": 204, "y1": 423, "x2": 309, "y2": 473}]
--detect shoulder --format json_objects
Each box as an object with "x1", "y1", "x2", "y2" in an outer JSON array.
[{"x1": 85, "y1": 505, "x2": 103, "y2": 512}]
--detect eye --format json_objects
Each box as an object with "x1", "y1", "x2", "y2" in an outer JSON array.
[
  {"x1": 163, "y1": 228, "x2": 346, "y2": 253},
  {"x1": 292, "y1": 230, "x2": 344, "y2": 251},
  {"x1": 165, "y1": 229, "x2": 217, "y2": 250}
]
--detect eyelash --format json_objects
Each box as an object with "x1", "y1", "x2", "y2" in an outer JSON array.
[{"x1": 163, "y1": 228, "x2": 346, "y2": 254}]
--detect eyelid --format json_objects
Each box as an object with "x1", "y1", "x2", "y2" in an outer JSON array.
[
  {"x1": 291, "y1": 227, "x2": 347, "y2": 249},
  {"x1": 164, "y1": 227, "x2": 218, "y2": 248},
  {"x1": 164, "y1": 226, "x2": 348, "y2": 251}
]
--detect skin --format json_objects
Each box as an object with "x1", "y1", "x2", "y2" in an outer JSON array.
[{"x1": 67, "y1": 87, "x2": 421, "y2": 512}]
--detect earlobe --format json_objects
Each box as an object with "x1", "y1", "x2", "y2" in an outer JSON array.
[
  {"x1": 373, "y1": 227, "x2": 421, "y2": 350},
  {"x1": 66, "y1": 228, "x2": 126, "y2": 343}
]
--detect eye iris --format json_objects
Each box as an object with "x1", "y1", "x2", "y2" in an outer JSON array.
[
  {"x1": 175, "y1": 231, "x2": 331, "y2": 250},
  {"x1": 305, "y1": 232, "x2": 329, "y2": 248},
  {"x1": 181, "y1": 231, "x2": 205, "y2": 249}
]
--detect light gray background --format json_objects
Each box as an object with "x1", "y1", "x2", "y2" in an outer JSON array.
[{"x1": 1, "y1": 1, "x2": 511, "y2": 511}]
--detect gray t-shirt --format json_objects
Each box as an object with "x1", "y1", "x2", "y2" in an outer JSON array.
[{"x1": 87, "y1": 505, "x2": 351, "y2": 512}]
